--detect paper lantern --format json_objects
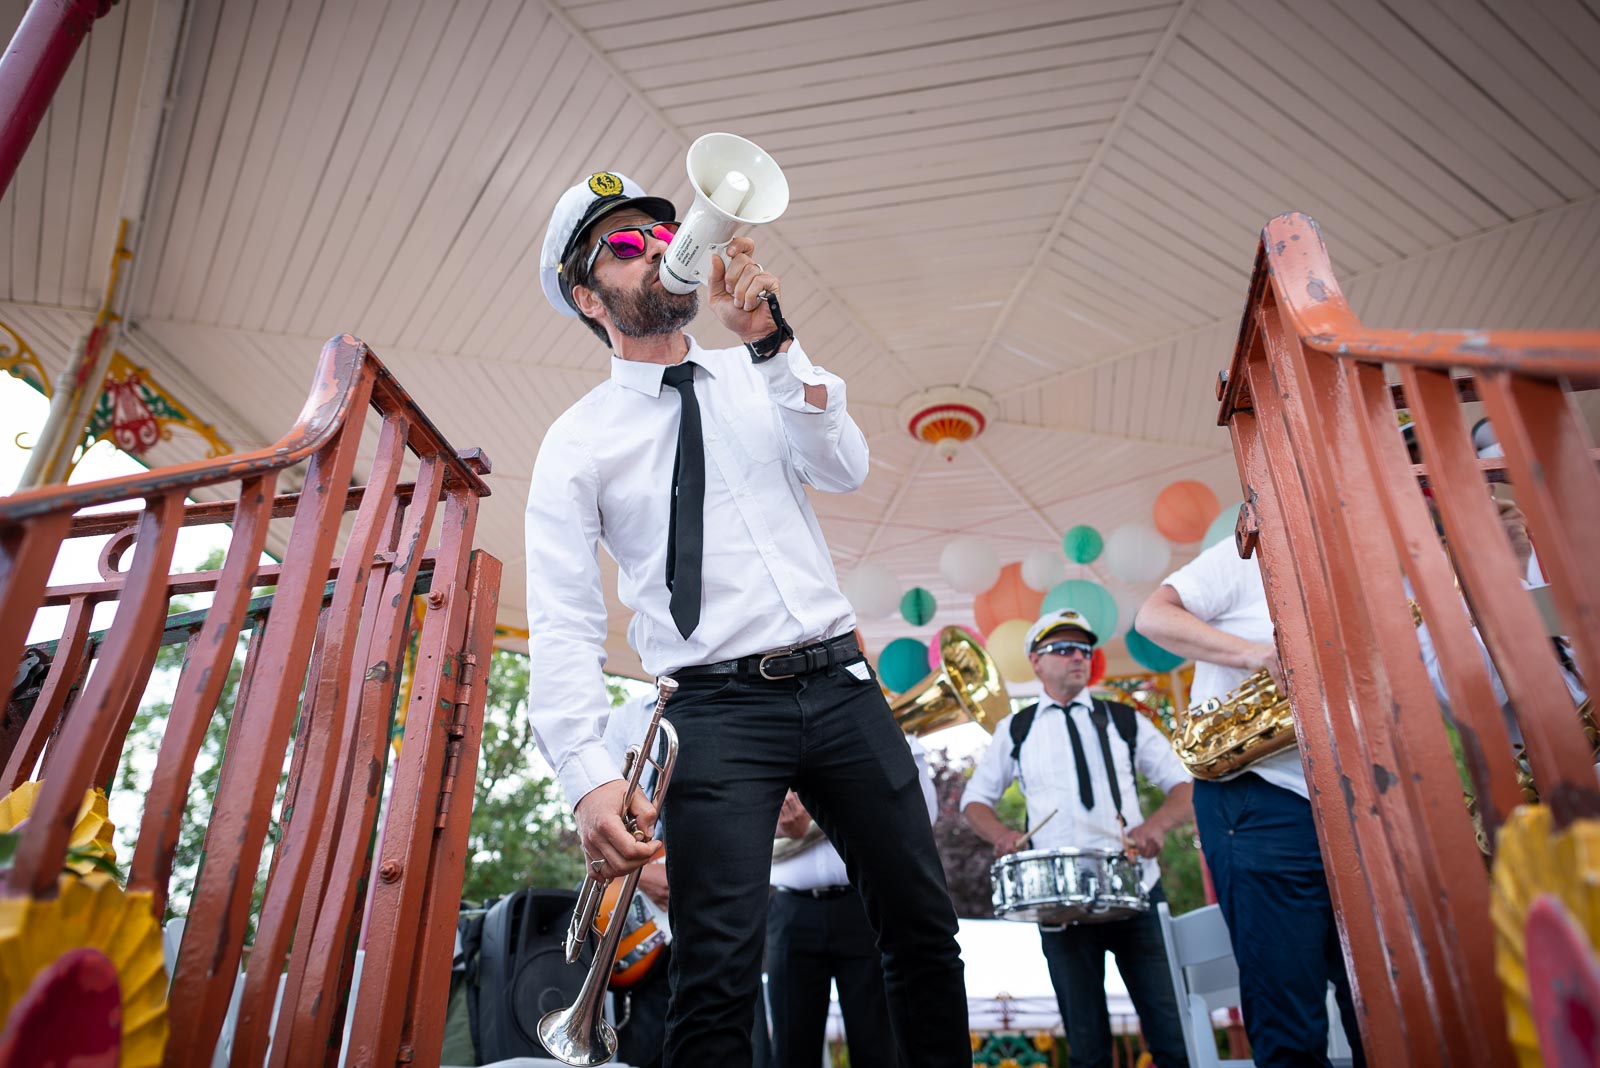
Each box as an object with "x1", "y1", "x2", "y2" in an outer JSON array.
[
  {"x1": 1154, "y1": 480, "x2": 1221, "y2": 544},
  {"x1": 930, "y1": 624, "x2": 983, "y2": 671},
  {"x1": 1039, "y1": 579, "x2": 1117, "y2": 644},
  {"x1": 1062, "y1": 525, "x2": 1103, "y2": 564},
  {"x1": 1104, "y1": 523, "x2": 1171, "y2": 584},
  {"x1": 878, "y1": 637, "x2": 931, "y2": 693},
  {"x1": 841, "y1": 564, "x2": 901, "y2": 620},
  {"x1": 939, "y1": 538, "x2": 1001, "y2": 594},
  {"x1": 1125, "y1": 624, "x2": 1185, "y2": 673},
  {"x1": 900, "y1": 586, "x2": 937, "y2": 626},
  {"x1": 1020, "y1": 548, "x2": 1066, "y2": 591},
  {"x1": 987, "y1": 618, "x2": 1037, "y2": 684},
  {"x1": 1202, "y1": 504, "x2": 1241, "y2": 550},
  {"x1": 974, "y1": 562, "x2": 1045, "y2": 636},
  {"x1": 1088, "y1": 647, "x2": 1107, "y2": 687}
]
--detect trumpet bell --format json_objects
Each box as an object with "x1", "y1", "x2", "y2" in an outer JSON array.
[
  {"x1": 537, "y1": 1005, "x2": 617, "y2": 1067},
  {"x1": 890, "y1": 626, "x2": 1010, "y2": 737}
]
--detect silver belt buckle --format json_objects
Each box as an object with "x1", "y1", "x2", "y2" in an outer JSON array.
[{"x1": 758, "y1": 645, "x2": 799, "y2": 680}]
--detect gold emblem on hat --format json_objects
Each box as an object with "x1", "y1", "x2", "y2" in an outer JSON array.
[{"x1": 588, "y1": 172, "x2": 624, "y2": 197}]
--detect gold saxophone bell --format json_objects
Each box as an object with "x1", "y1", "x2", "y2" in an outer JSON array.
[
  {"x1": 1175, "y1": 600, "x2": 1430, "y2": 779},
  {"x1": 539, "y1": 676, "x2": 680, "y2": 1066},
  {"x1": 772, "y1": 626, "x2": 1010, "y2": 861}
]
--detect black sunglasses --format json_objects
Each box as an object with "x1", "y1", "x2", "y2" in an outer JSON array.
[
  {"x1": 583, "y1": 221, "x2": 680, "y2": 275},
  {"x1": 1034, "y1": 639, "x2": 1094, "y2": 660}
]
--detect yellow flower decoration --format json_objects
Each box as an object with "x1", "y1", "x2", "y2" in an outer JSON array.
[
  {"x1": 969, "y1": 1031, "x2": 981, "y2": 1052},
  {"x1": 0, "y1": 781, "x2": 118, "y2": 884},
  {"x1": 997, "y1": 1059, "x2": 1020, "y2": 1068},
  {"x1": 1491, "y1": 804, "x2": 1600, "y2": 1067},
  {"x1": 0, "y1": 877, "x2": 167, "y2": 1064},
  {"x1": 1033, "y1": 1031, "x2": 1054, "y2": 1050}
]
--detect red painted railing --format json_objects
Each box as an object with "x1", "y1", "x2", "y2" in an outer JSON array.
[
  {"x1": 0, "y1": 335, "x2": 501, "y2": 1066},
  {"x1": 1217, "y1": 213, "x2": 1600, "y2": 1066}
]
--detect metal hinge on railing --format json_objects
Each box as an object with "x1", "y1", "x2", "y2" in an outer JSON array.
[{"x1": 434, "y1": 652, "x2": 478, "y2": 830}]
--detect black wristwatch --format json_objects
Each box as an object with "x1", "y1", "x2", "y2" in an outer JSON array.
[{"x1": 745, "y1": 292, "x2": 796, "y2": 364}]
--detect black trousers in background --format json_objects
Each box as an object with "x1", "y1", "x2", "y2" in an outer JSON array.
[
  {"x1": 1038, "y1": 883, "x2": 1190, "y2": 1068},
  {"x1": 767, "y1": 889, "x2": 897, "y2": 1068},
  {"x1": 660, "y1": 662, "x2": 968, "y2": 1068}
]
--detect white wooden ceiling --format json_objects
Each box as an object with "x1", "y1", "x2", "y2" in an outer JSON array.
[{"x1": 4, "y1": 0, "x2": 1599, "y2": 680}]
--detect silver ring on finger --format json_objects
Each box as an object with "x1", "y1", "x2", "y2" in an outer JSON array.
[{"x1": 590, "y1": 858, "x2": 604, "y2": 875}]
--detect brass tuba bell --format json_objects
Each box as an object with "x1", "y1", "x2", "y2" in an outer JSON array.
[{"x1": 889, "y1": 625, "x2": 1012, "y2": 737}]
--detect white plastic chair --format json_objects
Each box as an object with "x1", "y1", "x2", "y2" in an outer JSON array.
[{"x1": 1157, "y1": 902, "x2": 1354, "y2": 1068}]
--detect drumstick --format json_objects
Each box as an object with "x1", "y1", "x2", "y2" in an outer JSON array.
[{"x1": 1023, "y1": 808, "x2": 1059, "y2": 846}]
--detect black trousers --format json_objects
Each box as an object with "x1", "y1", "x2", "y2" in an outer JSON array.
[
  {"x1": 660, "y1": 662, "x2": 968, "y2": 1067},
  {"x1": 1038, "y1": 884, "x2": 1189, "y2": 1068},
  {"x1": 767, "y1": 889, "x2": 897, "y2": 1068}
]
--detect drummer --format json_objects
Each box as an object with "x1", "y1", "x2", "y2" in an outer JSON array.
[{"x1": 962, "y1": 608, "x2": 1193, "y2": 1068}]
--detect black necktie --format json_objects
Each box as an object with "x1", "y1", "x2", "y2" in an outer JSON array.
[
  {"x1": 1089, "y1": 701, "x2": 1124, "y2": 817},
  {"x1": 1062, "y1": 706, "x2": 1095, "y2": 811},
  {"x1": 661, "y1": 362, "x2": 703, "y2": 638}
]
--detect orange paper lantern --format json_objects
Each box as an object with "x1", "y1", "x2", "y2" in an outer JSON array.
[
  {"x1": 973, "y1": 562, "x2": 1045, "y2": 636},
  {"x1": 1153, "y1": 480, "x2": 1221, "y2": 544}
]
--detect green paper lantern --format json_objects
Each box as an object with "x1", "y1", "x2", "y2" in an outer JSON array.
[
  {"x1": 1062, "y1": 524, "x2": 1104, "y2": 564},
  {"x1": 878, "y1": 638, "x2": 931, "y2": 693},
  {"x1": 1125, "y1": 624, "x2": 1185, "y2": 673},
  {"x1": 1202, "y1": 504, "x2": 1241, "y2": 550},
  {"x1": 1039, "y1": 579, "x2": 1118, "y2": 644},
  {"x1": 900, "y1": 586, "x2": 937, "y2": 626}
]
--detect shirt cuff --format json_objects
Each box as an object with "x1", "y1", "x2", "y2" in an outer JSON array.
[
  {"x1": 559, "y1": 744, "x2": 626, "y2": 811},
  {"x1": 753, "y1": 339, "x2": 836, "y2": 413}
]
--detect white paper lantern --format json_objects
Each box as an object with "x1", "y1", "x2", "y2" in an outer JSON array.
[
  {"x1": 841, "y1": 563, "x2": 902, "y2": 620},
  {"x1": 1020, "y1": 548, "x2": 1066, "y2": 592},
  {"x1": 1114, "y1": 587, "x2": 1148, "y2": 635},
  {"x1": 1104, "y1": 523, "x2": 1171, "y2": 584},
  {"x1": 939, "y1": 537, "x2": 1001, "y2": 594}
]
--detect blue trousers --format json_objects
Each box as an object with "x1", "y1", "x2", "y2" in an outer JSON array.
[
  {"x1": 1192, "y1": 774, "x2": 1366, "y2": 1067},
  {"x1": 1039, "y1": 883, "x2": 1190, "y2": 1068}
]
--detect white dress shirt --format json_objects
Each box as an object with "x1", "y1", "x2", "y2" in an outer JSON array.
[
  {"x1": 526, "y1": 335, "x2": 869, "y2": 809},
  {"x1": 1161, "y1": 539, "x2": 1308, "y2": 799},
  {"x1": 771, "y1": 738, "x2": 938, "y2": 892},
  {"x1": 962, "y1": 695, "x2": 1191, "y2": 891}
]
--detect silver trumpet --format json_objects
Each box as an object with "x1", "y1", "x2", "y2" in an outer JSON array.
[{"x1": 539, "y1": 675, "x2": 680, "y2": 1066}]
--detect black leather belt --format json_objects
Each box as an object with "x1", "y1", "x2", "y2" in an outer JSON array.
[
  {"x1": 674, "y1": 634, "x2": 861, "y2": 681},
  {"x1": 777, "y1": 885, "x2": 853, "y2": 900}
]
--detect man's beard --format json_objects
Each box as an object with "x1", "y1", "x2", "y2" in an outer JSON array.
[{"x1": 593, "y1": 271, "x2": 698, "y2": 338}]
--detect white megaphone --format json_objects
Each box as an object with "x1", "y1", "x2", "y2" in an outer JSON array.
[{"x1": 659, "y1": 132, "x2": 789, "y2": 295}]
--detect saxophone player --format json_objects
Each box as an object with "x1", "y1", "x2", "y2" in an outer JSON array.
[{"x1": 1137, "y1": 543, "x2": 1365, "y2": 1067}]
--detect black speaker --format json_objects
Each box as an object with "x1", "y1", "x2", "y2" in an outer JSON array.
[{"x1": 474, "y1": 887, "x2": 594, "y2": 1061}]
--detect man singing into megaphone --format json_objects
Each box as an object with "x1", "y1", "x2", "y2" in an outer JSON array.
[{"x1": 525, "y1": 168, "x2": 970, "y2": 1067}]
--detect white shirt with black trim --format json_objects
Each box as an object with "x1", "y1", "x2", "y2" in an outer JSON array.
[
  {"x1": 527, "y1": 335, "x2": 868, "y2": 810},
  {"x1": 962, "y1": 694, "x2": 1191, "y2": 891}
]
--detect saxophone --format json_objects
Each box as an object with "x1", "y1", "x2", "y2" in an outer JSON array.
[
  {"x1": 1174, "y1": 600, "x2": 1427, "y2": 780},
  {"x1": 1173, "y1": 670, "x2": 1294, "y2": 780}
]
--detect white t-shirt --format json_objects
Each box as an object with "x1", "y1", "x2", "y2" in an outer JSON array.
[{"x1": 1160, "y1": 539, "x2": 1307, "y2": 800}]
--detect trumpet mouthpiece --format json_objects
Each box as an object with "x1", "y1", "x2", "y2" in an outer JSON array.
[{"x1": 657, "y1": 676, "x2": 678, "y2": 697}]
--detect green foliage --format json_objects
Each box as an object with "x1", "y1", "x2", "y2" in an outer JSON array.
[
  {"x1": 457, "y1": 650, "x2": 588, "y2": 901},
  {"x1": 115, "y1": 548, "x2": 276, "y2": 932},
  {"x1": 1135, "y1": 776, "x2": 1205, "y2": 916}
]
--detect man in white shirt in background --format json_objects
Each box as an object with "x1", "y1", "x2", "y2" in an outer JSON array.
[
  {"x1": 1137, "y1": 541, "x2": 1365, "y2": 1067},
  {"x1": 962, "y1": 609, "x2": 1193, "y2": 1068},
  {"x1": 767, "y1": 736, "x2": 937, "y2": 1068},
  {"x1": 525, "y1": 172, "x2": 967, "y2": 1067}
]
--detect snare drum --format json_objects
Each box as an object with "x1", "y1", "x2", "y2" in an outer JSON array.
[{"x1": 989, "y1": 847, "x2": 1149, "y2": 926}]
